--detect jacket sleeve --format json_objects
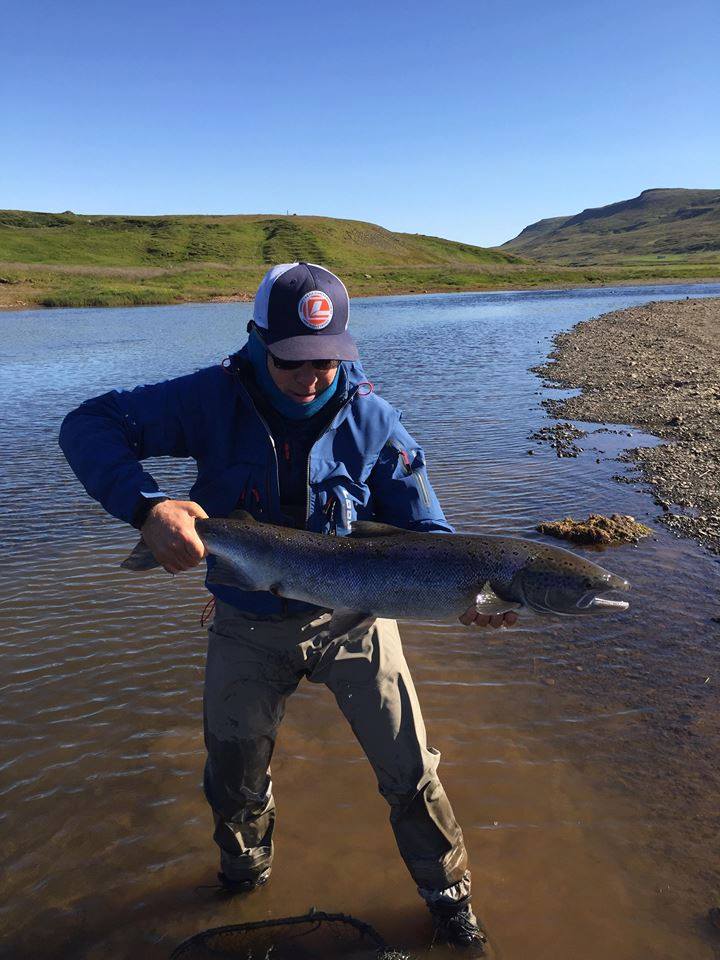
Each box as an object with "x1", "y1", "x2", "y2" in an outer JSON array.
[
  {"x1": 368, "y1": 419, "x2": 454, "y2": 533},
  {"x1": 58, "y1": 371, "x2": 203, "y2": 526}
]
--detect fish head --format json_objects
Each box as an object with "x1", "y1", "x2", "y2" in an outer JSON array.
[{"x1": 511, "y1": 549, "x2": 630, "y2": 616}]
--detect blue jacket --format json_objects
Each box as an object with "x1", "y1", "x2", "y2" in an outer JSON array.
[{"x1": 59, "y1": 345, "x2": 453, "y2": 614}]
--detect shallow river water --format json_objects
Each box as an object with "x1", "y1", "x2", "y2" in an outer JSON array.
[{"x1": 2, "y1": 283, "x2": 720, "y2": 960}]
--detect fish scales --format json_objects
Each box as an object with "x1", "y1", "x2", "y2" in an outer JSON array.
[{"x1": 180, "y1": 513, "x2": 630, "y2": 620}]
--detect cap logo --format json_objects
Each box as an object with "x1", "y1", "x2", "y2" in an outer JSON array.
[{"x1": 298, "y1": 290, "x2": 333, "y2": 330}]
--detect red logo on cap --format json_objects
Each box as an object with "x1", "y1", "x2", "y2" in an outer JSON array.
[{"x1": 298, "y1": 290, "x2": 333, "y2": 330}]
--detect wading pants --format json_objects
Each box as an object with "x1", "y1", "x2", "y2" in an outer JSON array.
[{"x1": 203, "y1": 599, "x2": 470, "y2": 899}]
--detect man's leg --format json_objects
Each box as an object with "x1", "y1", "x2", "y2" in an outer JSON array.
[
  {"x1": 203, "y1": 602, "x2": 301, "y2": 885},
  {"x1": 316, "y1": 618, "x2": 488, "y2": 952},
  {"x1": 316, "y1": 618, "x2": 470, "y2": 893}
]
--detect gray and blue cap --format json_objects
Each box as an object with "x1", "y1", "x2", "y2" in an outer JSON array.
[{"x1": 252, "y1": 262, "x2": 359, "y2": 361}]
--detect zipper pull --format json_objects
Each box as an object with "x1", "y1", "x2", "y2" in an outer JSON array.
[
  {"x1": 386, "y1": 440, "x2": 413, "y2": 476},
  {"x1": 283, "y1": 441, "x2": 291, "y2": 462}
]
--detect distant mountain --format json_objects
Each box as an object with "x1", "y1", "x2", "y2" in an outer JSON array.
[{"x1": 502, "y1": 189, "x2": 720, "y2": 263}]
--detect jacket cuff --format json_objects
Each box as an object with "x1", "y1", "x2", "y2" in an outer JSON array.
[{"x1": 131, "y1": 493, "x2": 170, "y2": 530}]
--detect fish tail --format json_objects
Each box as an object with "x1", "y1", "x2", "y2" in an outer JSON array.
[{"x1": 121, "y1": 538, "x2": 162, "y2": 571}]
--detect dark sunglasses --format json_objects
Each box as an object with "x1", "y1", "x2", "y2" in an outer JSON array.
[{"x1": 268, "y1": 353, "x2": 340, "y2": 372}]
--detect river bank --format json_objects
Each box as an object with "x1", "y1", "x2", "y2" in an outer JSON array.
[
  {"x1": 2, "y1": 261, "x2": 720, "y2": 311},
  {"x1": 534, "y1": 296, "x2": 720, "y2": 556}
]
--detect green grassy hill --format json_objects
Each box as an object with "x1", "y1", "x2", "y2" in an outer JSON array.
[
  {"x1": 0, "y1": 210, "x2": 521, "y2": 269},
  {"x1": 0, "y1": 210, "x2": 532, "y2": 308},
  {"x1": 502, "y1": 188, "x2": 720, "y2": 264},
  {"x1": 1, "y1": 207, "x2": 719, "y2": 309}
]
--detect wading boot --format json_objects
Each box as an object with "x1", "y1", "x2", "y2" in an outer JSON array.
[
  {"x1": 217, "y1": 865, "x2": 271, "y2": 894},
  {"x1": 429, "y1": 896, "x2": 490, "y2": 956}
]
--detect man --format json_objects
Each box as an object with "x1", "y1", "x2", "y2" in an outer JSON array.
[{"x1": 59, "y1": 262, "x2": 516, "y2": 955}]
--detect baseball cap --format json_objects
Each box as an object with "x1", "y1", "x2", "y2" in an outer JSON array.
[{"x1": 252, "y1": 262, "x2": 359, "y2": 361}]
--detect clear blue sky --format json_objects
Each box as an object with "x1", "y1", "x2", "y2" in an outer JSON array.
[{"x1": 2, "y1": 0, "x2": 718, "y2": 246}]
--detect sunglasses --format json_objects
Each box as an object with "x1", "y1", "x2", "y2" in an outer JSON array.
[{"x1": 268, "y1": 353, "x2": 340, "y2": 372}]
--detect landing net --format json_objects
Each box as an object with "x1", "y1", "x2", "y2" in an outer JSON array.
[{"x1": 169, "y1": 908, "x2": 412, "y2": 959}]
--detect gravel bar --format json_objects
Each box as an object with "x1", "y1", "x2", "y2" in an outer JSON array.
[{"x1": 533, "y1": 296, "x2": 720, "y2": 555}]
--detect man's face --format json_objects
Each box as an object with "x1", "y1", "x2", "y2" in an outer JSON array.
[{"x1": 266, "y1": 355, "x2": 338, "y2": 404}]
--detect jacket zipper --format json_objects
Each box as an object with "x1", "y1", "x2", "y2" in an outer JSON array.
[
  {"x1": 415, "y1": 468, "x2": 431, "y2": 507},
  {"x1": 235, "y1": 380, "x2": 280, "y2": 517},
  {"x1": 324, "y1": 493, "x2": 338, "y2": 533},
  {"x1": 304, "y1": 388, "x2": 359, "y2": 526},
  {"x1": 387, "y1": 440, "x2": 431, "y2": 507},
  {"x1": 257, "y1": 414, "x2": 278, "y2": 514}
]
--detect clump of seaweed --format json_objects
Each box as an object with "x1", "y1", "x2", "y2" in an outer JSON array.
[{"x1": 537, "y1": 513, "x2": 653, "y2": 545}]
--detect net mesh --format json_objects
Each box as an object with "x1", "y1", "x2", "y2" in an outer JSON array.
[{"x1": 169, "y1": 909, "x2": 412, "y2": 960}]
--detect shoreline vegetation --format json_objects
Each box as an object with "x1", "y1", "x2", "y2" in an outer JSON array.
[
  {"x1": 533, "y1": 297, "x2": 720, "y2": 556},
  {"x1": 1, "y1": 209, "x2": 719, "y2": 311}
]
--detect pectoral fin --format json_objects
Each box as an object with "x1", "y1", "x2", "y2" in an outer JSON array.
[
  {"x1": 205, "y1": 556, "x2": 260, "y2": 591},
  {"x1": 475, "y1": 582, "x2": 522, "y2": 616},
  {"x1": 121, "y1": 538, "x2": 162, "y2": 571}
]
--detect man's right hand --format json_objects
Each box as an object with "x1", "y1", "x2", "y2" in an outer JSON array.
[{"x1": 141, "y1": 500, "x2": 208, "y2": 574}]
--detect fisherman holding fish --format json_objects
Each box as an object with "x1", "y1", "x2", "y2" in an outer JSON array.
[{"x1": 60, "y1": 263, "x2": 627, "y2": 955}]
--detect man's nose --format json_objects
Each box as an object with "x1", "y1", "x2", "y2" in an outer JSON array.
[{"x1": 295, "y1": 364, "x2": 318, "y2": 385}]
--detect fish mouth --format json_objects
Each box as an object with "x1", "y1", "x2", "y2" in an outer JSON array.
[
  {"x1": 579, "y1": 595, "x2": 630, "y2": 612},
  {"x1": 576, "y1": 577, "x2": 630, "y2": 613},
  {"x1": 522, "y1": 575, "x2": 630, "y2": 616}
]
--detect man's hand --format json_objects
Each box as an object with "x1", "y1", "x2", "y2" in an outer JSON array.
[
  {"x1": 141, "y1": 500, "x2": 208, "y2": 574},
  {"x1": 458, "y1": 606, "x2": 519, "y2": 629}
]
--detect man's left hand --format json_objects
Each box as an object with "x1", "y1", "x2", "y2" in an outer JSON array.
[{"x1": 458, "y1": 606, "x2": 518, "y2": 628}]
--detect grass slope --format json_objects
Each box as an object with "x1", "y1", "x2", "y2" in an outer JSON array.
[
  {"x1": 502, "y1": 188, "x2": 720, "y2": 264},
  {"x1": 1, "y1": 207, "x2": 719, "y2": 309},
  {"x1": 0, "y1": 210, "x2": 528, "y2": 308},
  {"x1": 0, "y1": 210, "x2": 521, "y2": 269}
]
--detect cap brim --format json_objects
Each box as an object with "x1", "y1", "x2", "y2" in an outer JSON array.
[{"x1": 267, "y1": 331, "x2": 359, "y2": 362}]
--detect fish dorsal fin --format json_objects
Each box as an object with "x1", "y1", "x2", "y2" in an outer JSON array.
[
  {"x1": 475, "y1": 582, "x2": 522, "y2": 615},
  {"x1": 348, "y1": 520, "x2": 413, "y2": 538},
  {"x1": 228, "y1": 509, "x2": 257, "y2": 523}
]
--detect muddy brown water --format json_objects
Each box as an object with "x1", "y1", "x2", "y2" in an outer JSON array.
[{"x1": 2, "y1": 284, "x2": 720, "y2": 960}]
